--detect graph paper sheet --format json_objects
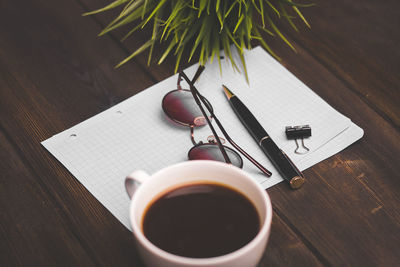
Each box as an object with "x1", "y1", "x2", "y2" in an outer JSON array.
[{"x1": 42, "y1": 46, "x2": 363, "y2": 229}]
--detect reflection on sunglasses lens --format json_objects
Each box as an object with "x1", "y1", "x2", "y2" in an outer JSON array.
[
  {"x1": 188, "y1": 144, "x2": 243, "y2": 168},
  {"x1": 162, "y1": 90, "x2": 205, "y2": 126}
]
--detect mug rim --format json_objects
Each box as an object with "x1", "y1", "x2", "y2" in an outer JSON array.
[{"x1": 129, "y1": 160, "x2": 273, "y2": 265}]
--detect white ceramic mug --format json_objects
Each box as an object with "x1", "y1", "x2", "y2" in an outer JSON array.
[{"x1": 125, "y1": 160, "x2": 273, "y2": 267}]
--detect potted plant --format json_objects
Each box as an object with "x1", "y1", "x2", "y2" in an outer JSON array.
[{"x1": 84, "y1": 0, "x2": 312, "y2": 77}]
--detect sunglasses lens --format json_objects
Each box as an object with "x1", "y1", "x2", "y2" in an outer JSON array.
[
  {"x1": 162, "y1": 90, "x2": 208, "y2": 126},
  {"x1": 188, "y1": 144, "x2": 243, "y2": 168}
]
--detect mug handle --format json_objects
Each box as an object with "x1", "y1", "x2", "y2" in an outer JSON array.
[{"x1": 125, "y1": 170, "x2": 150, "y2": 199}]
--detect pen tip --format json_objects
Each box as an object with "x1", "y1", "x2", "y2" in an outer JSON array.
[{"x1": 222, "y1": 85, "x2": 234, "y2": 99}]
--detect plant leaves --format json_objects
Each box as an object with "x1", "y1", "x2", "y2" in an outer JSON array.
[{"x1": 84, "y1": 0, "x2": 313, "y2": 82}]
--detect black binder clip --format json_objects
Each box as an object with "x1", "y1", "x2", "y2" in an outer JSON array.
[{"x1": 285, "y1": 125, "x2": 312, "y2": 154}]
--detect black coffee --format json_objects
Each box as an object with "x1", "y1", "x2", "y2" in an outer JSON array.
[{"x1": 142, "y1": 182, "x2": 260, "y2": 258}]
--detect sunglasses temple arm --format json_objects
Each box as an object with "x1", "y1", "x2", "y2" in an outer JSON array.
[
  {"x1": 178, "y1": 65, "x2": 204, "y2": 90},
  {"x1": 177, "y1": 73, "x2": 183, "y2": 90},
  {"x1": 212, "y1": 117, "x2": 272, "y2": 177},
  {"x1": 192, "y1": 94, "x2": 232, "y2": 164},
  {"x1": 180, "y1": 70, "x2": 232, "y2": 164},
  {"x1": 189, "y1": 125, "x2": 198, "y2": 146},
  {"x1": 191, "y1": 65, "x2": 205, "y2": 83}
]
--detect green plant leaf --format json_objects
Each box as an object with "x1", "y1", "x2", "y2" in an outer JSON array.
[
  {"x1": 100, "y1": 6, "x2": 144, "y2": 36},
  {"x1": 147, "y1": 10, "x2": 162, "y2": 65},
  {"x1": 277, "y1": 0, "x2": 315, "y2": 8},
  {"x1": 253, "y1": 27, "x2": 281, "y2": 60},
  {"x1": 198, "y1": 0, "x2": 207, "y2": 17},
  {"x1": 224, "y1": 27, "x2": 240, "y2": 50},
  {"x1": 189, "y1": 14, "x2": 211, "y2": 61},
  {"x1": 119, "y1": 0, "x2": 144, "y2": 19},
  {"x1": 158, "y1": 37, "x2": 178, "y2": 64},
  {"x1": 176, "y1": 19, "x2": 202, "y2": 50},
  {"x1": 237, "y1": 46, "x2": 249, "y2": 83},
  {"x1": 224, "y1": 2, "x2": 237, "y2": 18},
  {"x1": 142, "y1": 0, "x2": 167, "y2": 28},
  {"x1": 174, "y1": 47, "x2": 184, "y2": 73},
  {"x1": 222, "y1": 30, "x2": 239, "y2": 71},
  {"x1": 280, "y1": 3, "x2": 298, "y2": 32},
  {"x1": 210, "y1": 26, "x2": 220, "y2": 64},
  {"x1": 160, "y1": 1, "x2": 185, "y2": 40},
  {"x1": 266, "y1": 15, "x2": 296, "y2": 51},
  {"x1": 233, "y1": 14, "x2": 244, "y2": 34},
  {"x1": 115, "y1": 39, "x2": 153, "y2": 68},
  {"x1": 264, "y1": 0, "x2": 280, "y2": 17},
  {"x1": 141, "y1": 0, "x2": 149, "y2": 19},
  {"x1": 216, "y1": 0, "x2": 221, "y2": 12},
  {"x1": 82, "y1": 0, "x2": 130, "y2": 16},
  {"x1": 120, "y1": 21, "x2": 146, "y2": 41},
  {"x1": 258, "y1": 0, "x2": 265, "y2": 27},
  {"x1": 257, "y1": 24, "x2": 275, "y2": 36},
  {"x1": 292, "y1": 6, "x2": 311, "y2": 28}
]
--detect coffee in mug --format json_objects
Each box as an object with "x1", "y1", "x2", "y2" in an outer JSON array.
[{"x1": 142, "y1": 182, "x2": 260, "y2": 258}]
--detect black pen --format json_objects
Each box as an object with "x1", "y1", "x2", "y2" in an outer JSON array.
[{"x1": 223, "y1": 85, "x2": 305, "y2": 189}]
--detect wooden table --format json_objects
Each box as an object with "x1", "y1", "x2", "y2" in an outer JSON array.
[{"x1": 1, "y1": 1, "x2": 399, "y2": 266}]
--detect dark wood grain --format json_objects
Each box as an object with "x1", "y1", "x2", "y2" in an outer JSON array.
[
  {"x1": 258, "y1": 214, "x2": 323, "y2": 267},
  {"x1": 0, "y1": 129, "x2": 96, "y2": 266},
  {"x1": 1, "y1": 0, "x2": 399, "y2": 266},
  {"x1": 0, "y1": 1, "x2": 148, "y2": 266},
  {"x1": 277, "y1": 0, "x2": 400, "y2": 128}
]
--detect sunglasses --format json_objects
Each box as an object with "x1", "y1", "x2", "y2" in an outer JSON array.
[{"x1": 162, "y1": 66, "x2": 271, "y2": 176}]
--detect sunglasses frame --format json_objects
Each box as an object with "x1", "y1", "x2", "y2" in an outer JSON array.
[
  {"x1": 162, "y1": 65, "x2": 271, "y2": 176},
  {"x1": 162, "y1": 68, "x2": 244, "y2": 167}
]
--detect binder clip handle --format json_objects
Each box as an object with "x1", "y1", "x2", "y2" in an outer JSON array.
[{"x1": 285, "y1": 125, "x2": 312, "y2": 154}]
